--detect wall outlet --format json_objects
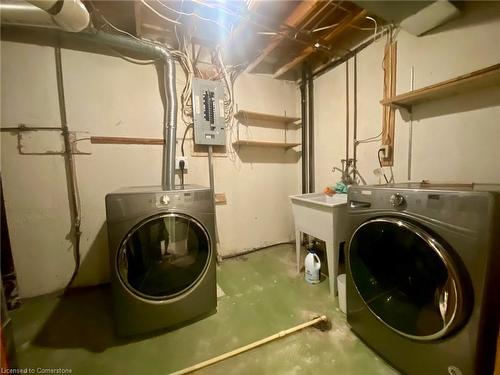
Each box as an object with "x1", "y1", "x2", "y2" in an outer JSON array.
[
  {"x1": 175, "y1": 156, "x2": 188, "y2": 170},
  {"x1": 380, "y1": 145, "x2": 390, "y2": 159}
]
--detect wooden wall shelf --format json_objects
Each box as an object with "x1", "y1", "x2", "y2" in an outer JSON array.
[
  {"x1": 234, "y1": 110, "x2": 300, "y2": 125},
  {"x1": 381, "y1": 63, "x2": 500, "y2": 110},
  {"x1": 232, "y1": 140, "x2": 300, "y2": 149}
]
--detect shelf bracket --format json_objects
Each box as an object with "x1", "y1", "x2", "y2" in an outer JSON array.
[{"x1": 391, "y1": 102, "x2": 412, "y2": 113}]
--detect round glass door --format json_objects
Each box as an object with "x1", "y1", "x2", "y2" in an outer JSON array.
[
  {"x1": 117, "y1": 213, "x2": 211, "y2": 300},
  {"x1": 348, "y1": 218, "x2": 469, "y2": 340}
]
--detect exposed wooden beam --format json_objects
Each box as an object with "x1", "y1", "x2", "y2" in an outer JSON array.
[
  {"x1": 323, "y1": 9, "x2": 367, "y2": 42},
  {"x1": 221, "y1": 0, "x2": 261, "y2": 50},
  {"x1": 272, "y1": 46, "x2": 314, "y2": 79},
  {"x1": 246, "y1": 0, "x2": 320, "y2": 73},
  {"x1": 273, "y1": 9, "x2": 367, "y2": 79}
]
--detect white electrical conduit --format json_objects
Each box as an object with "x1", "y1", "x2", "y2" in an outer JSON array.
[
  {"x1": 1, "y1": 0, "x2": 89, "y2": 32},
  {"x1": 169, "y1": 315, "x2": 329, "y2": 375}
]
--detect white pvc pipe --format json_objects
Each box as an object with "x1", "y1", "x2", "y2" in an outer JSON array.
[
  {"x1": 51, "y1": 0, "x2": 90, "y2": 32},
  {"x1": 5, "y1": 0, "x2": 90, "y2": 32}
]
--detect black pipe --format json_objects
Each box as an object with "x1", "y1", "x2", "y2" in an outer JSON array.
[
  {"x1": 307, "y1": 64, "x2": 315, "y2": 193},
  {"x1": 353, "y1": 54, "x2": 357, "y2": 181},
  {"x1": 345, "y1": 61, "x2": 349, "y2": 164},
  {"x1": 300, "y1": 65, "x2": 308, "y2": 194}
]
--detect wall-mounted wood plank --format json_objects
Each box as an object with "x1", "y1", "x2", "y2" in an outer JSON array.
[
  {"x1": 381, "y1": 41, "x2": 397, "y2": 167},
  {"x1": 234, "y1": 110, "x2": 300, "y2": 124},
  {"x1": 233, "y1": 140, "x2": 300, "y2": 149},
  {"x1": 90, "y1": 136, "x2": 164, "y2": 145},
  {"x1": 381, "y1": 63, "x2": 500, "y2": 109}
]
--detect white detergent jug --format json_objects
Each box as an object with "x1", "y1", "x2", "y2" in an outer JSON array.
[{"x1": 304, "y1": 252, "x2": 321, "y2": 284}]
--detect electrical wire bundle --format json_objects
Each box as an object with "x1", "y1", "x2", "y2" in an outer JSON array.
[{"x1": 89, "y1": 0, "x2": 247, "y2": 135}]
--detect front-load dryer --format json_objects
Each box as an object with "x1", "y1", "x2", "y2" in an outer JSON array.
[
  {"x1": 346, "y1": 183, "x2": 499, "y2": 375},
  {"x1": 105, "y1": 185, "x2": 216, "y2": 336}
]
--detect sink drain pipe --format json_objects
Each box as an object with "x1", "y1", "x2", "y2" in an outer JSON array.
[{"x1": 169, "y1": 315, "x2": 329, "y2": 375}]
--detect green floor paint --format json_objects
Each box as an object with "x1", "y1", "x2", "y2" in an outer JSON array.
[{"x1": 10, "y1": 244, "x2": 399, "y2": 374}]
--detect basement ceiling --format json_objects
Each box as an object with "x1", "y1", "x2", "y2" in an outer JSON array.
[{"x1": 88, "y1": 0, "x2": 387, "y2": 81}]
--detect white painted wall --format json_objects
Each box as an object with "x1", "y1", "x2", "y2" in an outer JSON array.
[
  {"x1": 314, "y1": 2, "x2": 500, "y2": 190},
  {"x1": 0, "y1": 41, "x2": 299, "y2": 297}
]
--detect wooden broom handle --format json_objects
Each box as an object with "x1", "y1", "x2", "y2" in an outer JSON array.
[{"x1": 170, "y1": 315, "x2": 328, "y2": 375}]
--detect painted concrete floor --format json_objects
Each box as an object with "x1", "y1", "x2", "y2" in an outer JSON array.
[{"x1": 10, "y1": 244, "x2": 399, "y2": 374}]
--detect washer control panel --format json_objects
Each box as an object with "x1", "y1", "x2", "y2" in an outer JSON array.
[
  {"x1": 157, "y1": 193, "x2": 180, "y2": 207},
  {"x1": 155, "y1": 191, "x2": 198, "y2": 208},
  {"x1": 159, "y1": 194, "x2": 170, "y2": 205},
  {"x1": 390, "y1": 193, "x2": 405, "y2": 208}
]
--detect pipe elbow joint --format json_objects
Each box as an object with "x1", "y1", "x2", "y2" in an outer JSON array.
[{"x1": 154, "y1": 45, "x2": 173, "y2": 62}]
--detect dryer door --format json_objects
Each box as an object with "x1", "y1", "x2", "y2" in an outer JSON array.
[
  {"x1": 348, "y1": 217, "x2": 469, "y2": 341},
  {"x1": 116, "y1": 212, "x2": 211, "y2": 301}
]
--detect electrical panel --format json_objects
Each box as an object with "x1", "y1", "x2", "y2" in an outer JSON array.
[{"x1": 191, "y1": 78, "x2": 226, "y2": 146}]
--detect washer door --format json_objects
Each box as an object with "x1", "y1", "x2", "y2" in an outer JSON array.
[
  {"x1": 348, "y1": 217, "x2": 469, "y2": 340},
  {"x1": 117, "y1": 213, "x2": 211, "y2": 301}
]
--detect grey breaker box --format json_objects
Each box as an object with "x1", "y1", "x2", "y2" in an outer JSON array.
[{"x1": 192, "y1": 78, "x2": 226, "y2": 146}]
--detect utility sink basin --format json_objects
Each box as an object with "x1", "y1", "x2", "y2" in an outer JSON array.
[
  {"x1": 291, "y1": 192, "x2": 348, "y2": 207},
  {"x1": 289, "y1": 192, "x2": 348, "y2": 297}
]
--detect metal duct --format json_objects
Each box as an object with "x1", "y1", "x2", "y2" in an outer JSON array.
[
  {"x1": 0, "y1": 21, "x2": 179, "y2": 190},
  {"x1": 68, "y1": 32, "x2": 178, "y2": 190},
  {"x1": 159, "y1": 47, "x2": 178, "y2": 190}
]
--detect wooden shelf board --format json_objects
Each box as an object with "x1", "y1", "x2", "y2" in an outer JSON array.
[
  {"x1": 234, "y1": 110, "x2": 300, "y2": 124},
  {"x1": 232, "y1": 140, "x2": 300, "y2": 149},
  {"x1": 381, "y1": 63, "x2": 500, "y2": 109}
]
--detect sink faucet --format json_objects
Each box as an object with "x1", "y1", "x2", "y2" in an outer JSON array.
[{"x1": 332, "y1": 159, "x2": 366, "y2": 186}]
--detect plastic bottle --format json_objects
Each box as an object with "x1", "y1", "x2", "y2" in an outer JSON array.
[{"x1": 304, "y1": 252, "x2": 321, "y2": 284}]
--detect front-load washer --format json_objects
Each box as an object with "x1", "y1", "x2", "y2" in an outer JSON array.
[
  {"x1": 346, "y1": 183, "x2": 499, "y2": 375},
  {"x1": 105, "y1": 185, "x2": 216, "y2": 336}
]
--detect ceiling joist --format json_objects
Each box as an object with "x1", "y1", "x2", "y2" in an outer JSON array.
[
  {"x1": 245, "y1": 0, "x2": 320, "y2": 74},
  {"x1": 93, "y1": 1, "x2": 381, "y2": 82},
  {"x1": 273, "y1": 9, "x2": 368, "y2": 79}
]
